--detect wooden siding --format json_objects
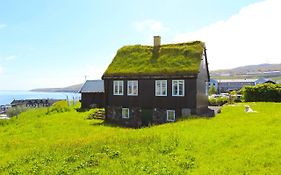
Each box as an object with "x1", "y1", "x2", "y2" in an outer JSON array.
[
  {"x1": 81, "y1": 93, "x2": 105, "y2": 108},
  {"x1": 105, "y1": 78, "x2": 197, "y2": 111}
]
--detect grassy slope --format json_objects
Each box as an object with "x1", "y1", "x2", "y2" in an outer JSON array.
[{"x1": 1, "y1": 103, "x2": 281, "y2": 174}]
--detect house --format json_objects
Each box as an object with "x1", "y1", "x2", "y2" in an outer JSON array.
[
  {"x1": 255, "y1": 77, "x2": 276, "y2": 84},
  {"x1": 216, "y1": 77, "x2": 275, "y2": 93},
  {"x1": 102, "y1": 36, "x2": 212, "y2": 127},
  {"x1": 79, "y1": 80, "x2": 105, "y2": 108},
  {"x1": 10, "y1": 99, "x2": 59, "y2": 108},
  {"x1": 217, "y1": 79, "x2": 256, "y2": 93}
]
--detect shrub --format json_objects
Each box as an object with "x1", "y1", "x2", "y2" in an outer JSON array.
[
  {"x1": 241, "y1": 83, "x2": 281, "y2": 102},
  {"x1": 6, "y1": 106, "x2": 28, "y2": 117},
  {"x1": 86, "y1": 108, "x2": 105, "y2": 120},
  {"x1": 209, "y1": 84, "x2": 217, "y2": 95},
  {"x1": 208, "y1": 96, "x2": 228, "y2": 106},
  {"x1": 46, "y1": 101, "x2": 71, "y2": 115},
  {"x1": 228, "y1": 90, "x2": 237, "y2": 104}
]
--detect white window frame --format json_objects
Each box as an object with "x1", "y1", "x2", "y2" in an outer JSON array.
[
  {"x1": 113, "y1": 80, "x2": 123, "y2": 95},
  {"x1": 155, "y1": 80, "x2": 167, "y2": 96},
  {"x1": 166, "y1": 110, "x2": 175, "y2": 122},
  {"x1": 127, "y1": 80, "x2": 138, "y2": 96},
  {"x1": 122, "y1": 108, "x2": 129, "y2": 119},
  {"x1": 172, "y1": 80, "x2": 185, "y2": 96}
]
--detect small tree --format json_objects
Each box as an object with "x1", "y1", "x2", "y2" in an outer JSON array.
[
  {"x1": 209, "y1": 84, "x2": 217, "y2": 95},
  {"x1": 228, "y1": 90, "x2": 237, "y2": 104}
]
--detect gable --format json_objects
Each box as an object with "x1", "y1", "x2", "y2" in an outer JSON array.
[{"x1": 103, "y1": 41, "x2": 205, "y2": 78}]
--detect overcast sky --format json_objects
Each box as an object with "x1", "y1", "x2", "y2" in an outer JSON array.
[{"x1": 0, "y1": 0, "x2": 280, "y2": 90}]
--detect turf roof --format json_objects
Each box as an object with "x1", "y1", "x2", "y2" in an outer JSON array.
[{"x1": 103, "y1": 41, "x2": 205, "y2": 77}]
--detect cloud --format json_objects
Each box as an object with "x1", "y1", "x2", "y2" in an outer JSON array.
[
  {"x1": 4, "y1": 55, "x2": 17, "y2": 61},
  {"x1": 134, "y1": 19, "x2": 170, "y2": 35},
  {"x1": 174, "y1": 0, "x2": 281, "y2": 70},
  {"x1": 0, "y1": 24, "x2": 7, "y2": 29}
]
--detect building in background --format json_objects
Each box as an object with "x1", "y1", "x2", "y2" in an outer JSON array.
[{"x1": 79, "y1": 80, "x2": 105, "y2": 108}]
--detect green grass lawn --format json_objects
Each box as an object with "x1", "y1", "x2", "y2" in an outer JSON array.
[{"x1": 1, "y1": 102, "x2": 281, "y2": 174}]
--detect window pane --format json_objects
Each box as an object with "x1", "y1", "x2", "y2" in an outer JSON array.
[
  {"x1": 161, "y1": 81, "x2": 166, "y2": 95},
  {"x1": 133, "y1": 82, "x2": 138, "y2": 95},
  {"x1": 114, "y1": 82, "x2": 118, "y2": 94},
  {"x1": 128, "y1": 81, "x2": 132, "y2": 94},
  {"x1": 119, "y1": 81, "x2": 123, "y2": 94},
  {"x1": 179, "y1": 81, "x2": 184, "y2": 95},
  {"x1": 156, "y1": 81, "x2": 161, "y2": 96},
  {"x1": 173, "y1": 83, "x2": 178, "y2": 95}
]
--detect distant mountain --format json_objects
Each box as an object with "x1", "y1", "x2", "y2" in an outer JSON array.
[
  {"x1": 211, "y1": 63, "x2": 281, "y2": 75},
  {"x1": 210, "y1": 63, "x2": 281, "y2": 83},
  {"x1": 31, "y1": 83, "x2": 83, "y2": 93}
]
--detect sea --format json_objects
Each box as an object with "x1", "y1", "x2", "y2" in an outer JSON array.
[{"x1": 0, "y1": 90, "x2": 81, "y2": 106}]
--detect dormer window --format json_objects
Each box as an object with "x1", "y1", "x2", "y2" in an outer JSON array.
[{"x1": 113, "y1": 80, "x2": 123, "y2": 95}]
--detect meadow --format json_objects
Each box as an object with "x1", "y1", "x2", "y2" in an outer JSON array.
[{"x1": 1, "y1": 102, "x2": 281, "y2": 174}]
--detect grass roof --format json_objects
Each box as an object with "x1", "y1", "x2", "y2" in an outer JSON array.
[{"x1": 103, "y1": 41, "x2": 205, "y2": 77}]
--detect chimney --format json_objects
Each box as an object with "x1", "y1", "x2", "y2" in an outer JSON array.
[{"x1": 154, "y1": 36, "x2": 161, "y2": 47}]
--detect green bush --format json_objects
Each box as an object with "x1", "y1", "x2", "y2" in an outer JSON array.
[
  {"x1": 208, "y1": 96, "x2": 228, "y2": 106},
  {"x1": 228, "y1": 90, "x2": 237, "y2": 104},
  {"x1": 208, "y1": 84, "x2": 217, "y2": 95},
  {"x1": 6, "y1": 106, "x2": 28, "y2": 117},
  {"x1": 46, "y1": 101, "x2": 70, "y2": 115},
  {"x1": 242, "y1": 83, "x2": 281, "y2": 102},
  {"x1": 86, "y1": 108, "x2": 105, "y2": 120}
]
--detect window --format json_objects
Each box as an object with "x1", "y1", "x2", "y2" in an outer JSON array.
[
  {"x1": 155, "y1": 80, "x2": 167, "y2": 96},
  {"x1": 113, "y1": 81, "x2": 123, "y2": 95},
  {"x1": 127, "y1": 80, "x2": 138, "y2": 96},
  {"x1": 122, "y1": 108, "x2": 129, "y2": 119},
  {"x1": 172, "y1": 80, "x2": 184, "y2": 96},
  {"x1": 167, "y1": 110, "x2": 175, "y2": 121}
]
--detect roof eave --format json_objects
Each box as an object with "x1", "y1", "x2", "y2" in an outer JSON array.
[{"x1": 102, "y1": 73, "x2": 198, "y2": 80}]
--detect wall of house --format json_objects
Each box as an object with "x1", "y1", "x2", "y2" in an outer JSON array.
[
  {"x1": 196, "y1": 52, "x2": 209, "y2": 114},
  {"x1": 104, "y1": 78, "x2": 197, "y2": 127},
  {"x1": 81, "y1": 93, "x2": 105, "y2": 108}
]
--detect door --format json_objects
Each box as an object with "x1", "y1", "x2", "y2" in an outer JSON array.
[{"x1": 141, "y1": 109, "x2": 153, "y2": 126}]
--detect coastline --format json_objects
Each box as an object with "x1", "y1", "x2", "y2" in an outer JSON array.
[{"x1": 0, "y1": 90, "x2": 81, "y2": 106}]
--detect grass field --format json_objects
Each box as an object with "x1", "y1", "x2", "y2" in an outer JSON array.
[{"x1": 1, "y1": 102, "x2": 281, "y2": 174}]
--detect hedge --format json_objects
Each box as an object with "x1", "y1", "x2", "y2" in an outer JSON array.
[{"x1": 241, "y1": 83, "x2": 281, "y2": 102}]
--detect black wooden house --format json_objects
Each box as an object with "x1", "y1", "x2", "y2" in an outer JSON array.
[
  {"x1": 102, "y1": 36, "x2": 212, "y2": 127},
  {"x1": 79, "y1": 80, "x2": 105, "y2": 108}
]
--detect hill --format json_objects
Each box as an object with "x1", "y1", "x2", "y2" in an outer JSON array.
[
  {"x1": 211, "y1": 63, "x2": 281, "y2": 83},
  {"x1": 31, "y1": 83, "x2": 83, "y2": 93},
  {"x1": 1, "y1": 102, "x2": 281, "y2": 174},
  {"x1": 211, "y1": 63, "x2": 281, "y2": 74}
]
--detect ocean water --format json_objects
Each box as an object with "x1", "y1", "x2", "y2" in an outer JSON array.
[{"x1": 0, "y1": 91, "x2": 81, "y2": 105}]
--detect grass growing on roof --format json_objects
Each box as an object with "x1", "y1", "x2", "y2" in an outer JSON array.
[{"x1": 103, "y1": 41, "x2": 204, "y2": 76}]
